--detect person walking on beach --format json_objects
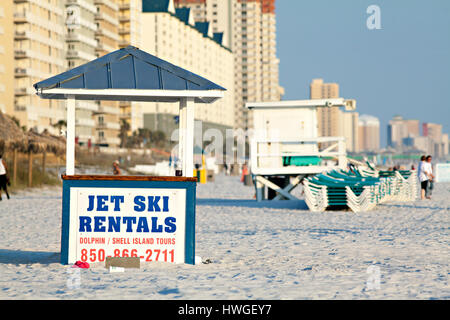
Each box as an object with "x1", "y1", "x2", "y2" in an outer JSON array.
[
  {"x1": 424, "y1": 155, "x2": 434, "y2": 199},
  {"x1": 0, "y1": 153, "x2": 10, "y2": 201},
  {"x1": 418, "y1": 155, "x2": 427, "y2": 200},
  {"x1": 112, "y1": 160, "x2": 122, "y2": 175}
]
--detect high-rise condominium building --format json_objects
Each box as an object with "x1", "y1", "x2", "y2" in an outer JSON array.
[
  {"x1": 358, "y1": 114, "x2": 380, "y2": 152},
  {"x1": 140, "y1": 0, "x2": 234, "y2": 137},
  {"x1": 387, "y1": 115, "x2": 420, "y2": 148},
  {"x1": 174, "y1": 0, "x2": 232, "y2": 48},
  {"x1": 117, "y1": 0, "x2": 143, "y2": 135},
  {"x1": 65, "y1": 0, "x2": 98, "y2": 146},
  {"x1": 4, "y1": 0, "x2": 135, "y2": 147},
  {"x1": 422, "y1": 122, "x2": 442, "y2": 144},
  {"x1": 422, "y1": 122, "x2": 447, "y2": 157},
  {"x1": 13, "y1": 0, "x2": 66, "y2": 133},
  {"x1": 118, "y1": 0, "x2": 142, "y2": 48},
  {"x1": 310, "y1": 78, "x2": 341, "y2": 138},
  {"x1": 174, "y1": 0, "x2": 283, "y2": 131},
  {"x1": 310, "y1": 79, "x2": 360, "y2": 152},
  {"x1": 93, "y1": 0, "x2": 121, "y2": 147},
  {"x1": 0, "y1": 2, "x2": 14, "y2": 116},
  {"x1": 340, "y1": 111, "x2": 359, "y2": 153}
]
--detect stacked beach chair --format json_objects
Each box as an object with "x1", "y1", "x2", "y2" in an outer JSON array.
[{"x1": 303, "y1": 167, "x2": 417, "y2": 212}]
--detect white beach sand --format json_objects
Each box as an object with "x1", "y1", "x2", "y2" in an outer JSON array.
[{"x1": 0, "y1": 174, "x2": 448, "y2": 300}]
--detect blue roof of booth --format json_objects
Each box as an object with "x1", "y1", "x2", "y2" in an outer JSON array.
[{"x1": 33, "y1": 46, "x2": 226, "y2": 92}]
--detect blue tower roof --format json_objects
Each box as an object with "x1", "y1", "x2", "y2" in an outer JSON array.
[
  {"x1": 175, "y1": 7, "x2": 191, "y2": 24},
  {"x1": 195, "y1": 22, "x2": 210, "y2": 37}
]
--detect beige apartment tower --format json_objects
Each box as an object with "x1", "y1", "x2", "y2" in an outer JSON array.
[
  {"x1": 0, "y1": 2, "x2": 14, "y2": 116},
  {"x1": 140, "y1": 0, "x2": 235, "y2": 134},
  {"x1": 387, "y1": 115, "x2": 420, "y2": 148},
  {"x1": 118, "y1": 0, "x2": 143, "y2": 135},
  {"x1": 13, "y1": 0, "x2": 66, "y2": 133},
  {"x1": 358, "y1": 114, "x2": 380, "y2": 152},
  {"x1": 423, "y1": 122, "x2": 446, "y2": 157},
  {"x1": 93, "y1": 0, "x2": 121, "y2": 147},
  {"x1": 340, "y1": 111, "x2": 359, "y2": 153},
  {"x1": 65, "y1": 0, "x2": 98, "y2": 146},
  {"x1": 310, "y1": 78, "x2": 341, "y2": 138},
  {"x1": 174, "y1": 0, "x2": 283, "y2": 131},
  {"x1": 310, "y1": 78, "x2": 360, "y2": 152}
]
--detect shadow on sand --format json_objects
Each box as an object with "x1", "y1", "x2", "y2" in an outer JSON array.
[
  {"x1": 0, "y1": 249, "x2": 60, "y2": 265},
  {"x1": 196, "y1": 198, "x2": 309, "y2": 210}
]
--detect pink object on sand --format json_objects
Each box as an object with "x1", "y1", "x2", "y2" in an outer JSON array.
[{"x1": 73, "y1": 261, "x2": 90, "y2": 269}]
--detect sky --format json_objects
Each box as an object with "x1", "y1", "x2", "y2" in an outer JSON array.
[{"x1": 276, "y1": 0, "x2": 450, "y2": 147}]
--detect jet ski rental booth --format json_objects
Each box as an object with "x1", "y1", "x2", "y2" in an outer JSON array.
[{"x1": 33, "y1": 46, "x2": 225, "y2": 265}]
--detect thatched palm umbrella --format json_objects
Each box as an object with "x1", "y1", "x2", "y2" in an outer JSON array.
[
  {"x1": 26, "y1": 129, "x2": 66, "y2": 187},
  {"x1": 0, "y1": 111, "x2": 27, "y2": 152},
  {"x1": 26, "y1": 130, "x2": 48, "y2": 154},
  {"x1": 1, "y1": 112, "x2": 68, "y2": 187},
  {"x1": 40, "y1": 129, "x2": 66, "y2": 177},
  {"x1": 0, "y1": 112, "x2": 27, "y2": 185},
  {"x1": 40, "y1": 129, "x2": 66, "y2": 156}
]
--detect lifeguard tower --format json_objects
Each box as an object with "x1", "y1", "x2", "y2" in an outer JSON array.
[{"x1": 246, "y1": 98, "x2": 356, "y2": 201}]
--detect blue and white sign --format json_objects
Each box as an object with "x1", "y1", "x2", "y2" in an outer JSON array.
[{"x1": 61, "y1": 177, "x2": 196, "y2": 265}]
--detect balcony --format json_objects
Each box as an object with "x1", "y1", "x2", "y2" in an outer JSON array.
[
  {"x1": 119, "y1": 112, "x2": 131, "y2": 119},
  {"x1": 66, "y1": 50, "x2": 79, "y2": 58},
  {"x1": 77, "y1": 101, "x2": 99, "y2": 112},
  {"x1": 119, "y1": 27, "x2": 129, "y2": 35},
  {"x1": 13, "y1": 12, "x2": 27, "y2": 23},
  {"x1": 118, "y1": 39, "x2": 129, "y2": 47},
  {"x1": 95, "y1": 12, "x2": 119, "y2": 26},
  {"x1": 95, "y1": 29, "x2": 104, "y2": 37},
  {"x1": 94, "y1": 12, "x2": 104, "y2": 21},
  {"x1": 66, "y1": 33, "x2": 80, "y2": 42},
  {"x1": 14, "y1": 105, "x2": 27, "y2": 112},
  {"x1": 96, "y1": 122, "x2": 121, "y2": 130},
  {"x1": 15, "y1": 67, "x2": 29, "y2": 77},
  {"x1": 14, "y1": 30, "x2": 30, "y2": 40},
  {"x1": 15, "y1": 87, "x2": 32, "y2": 96},
  {"x1": 94, "y1": 105, "x2": 120, "y2": 115},
  {"x1": 14, "y1": 49, "x2": 28, "y2": 59},
  {"x1": 95, "y1": 28, "x2": 120, "y2": 41},
  {"x1": 75, "y1": 118, "x2": 96, "y2": 127},
  {"x1": 119, "y1": 2, "x2": 130, "y2": 10},
  {"x1": 95, "y1": 0, "x2": 119, "y2": 12},
  {"x1": 119, "y1": 15, "x2": 130, "y2": 23}
]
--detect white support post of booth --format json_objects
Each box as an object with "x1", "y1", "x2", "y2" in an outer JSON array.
[
  {"x1": 66, "y1": 96, "x2": 76, "y2": 175},
  {"x1": 179, "y1": 98, "x2": 195, "y2": 178},
  {"x1": 178, "y1": 100, "x2": 186, "y2": 174}
]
